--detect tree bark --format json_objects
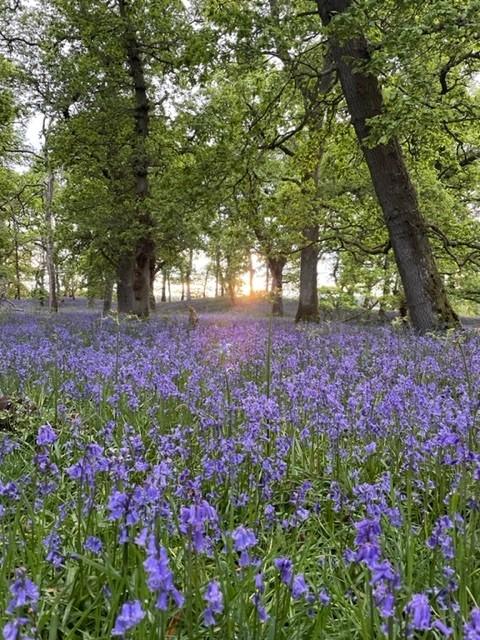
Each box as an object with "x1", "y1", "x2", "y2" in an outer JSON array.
[
  {"x1": 103, "y1": 276, "x2": 114, "y2": 315},
  {"x1": 161, "y1": 267, "x2": 167, "y2": 302},
  {"x1": 13, "y1": 233, "x2": 21, "y2": 299},
  {"x1": 215, "y1": 249, "x2": 221, "y2": 297},
  {"x1": 44, "y1": 172, "x2": 58, "y2": 313},
  {"x1": 248, "y1": 251, "x2": 255, "y2": 296},
  {"x1": 203, "y1": 265, "x2": 209, "y2": 298},
  {"x1": 186, "y1": 248, "x2": 193, "y2": 301},
  {"x1": 268, "y1": 256, "x2": 286, "y2": 316},
  {"x1": 316, "y1": 0, "x2": 459, "y2": 333},
  {"x1": 117, "y1": 253, "x2": 135, "y2": 313},
  {"x1": 149, "y1": 257, "x2": 156, "y2": 311},
  {"x1": 118, "y1": 0, "x2": 155, "y2": 318},
  {"x1": 226, "y1": 255, "x2": 236, "y2": 304},
  {"x1": 296, "y1": 225, "x2": 320, "y2": 322},
  {"x1": 265, "y1": 258, "x2": 270, "y2": 294}
]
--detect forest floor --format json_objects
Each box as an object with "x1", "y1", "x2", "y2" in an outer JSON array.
[{"x1": 4, "y1": 294, "x2": 480, "y2": 328}]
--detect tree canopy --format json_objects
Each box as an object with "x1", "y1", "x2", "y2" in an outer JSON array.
[{"x1": 0, "y1": 0, "x2": 478, "y2": 329}]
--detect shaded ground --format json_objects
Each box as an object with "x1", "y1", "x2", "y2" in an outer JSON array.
[{"x1": 2, "y1": 294, "x2": 480, "y2": 328}]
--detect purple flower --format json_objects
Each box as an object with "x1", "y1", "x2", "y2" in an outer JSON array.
[
  {"x1": 231, "y1": 525, "x2": 257, "y2": 551},
  {"x1": 355, "y1": 518, "x2": 381, "y2": 545},
  {"x1": 43, "y1": 531, "x2": 64, "y2": 568},
  {"x1": 36, "y1": 423, "x2": 57, "y2": 446},
  {"x1": 85, "y1": 536, "x2": 103, "y2": 555},
  {"x1": 252, "y1": 592, "x2": 269, "y2": 622},
  {"x1": 291, "y1": 574, "x2": 309, "y2": 600},
  {"x1": 203, "y1": 581, "x2": 223, "y2": 626},
  {"x1": 143, "y1": 537, "x2": 184, "y2": 610},
  {"x1": 231, "y1": 525, "x2": 257, "y2": 567},
  {"x1": 3, "y1": 617, "x2": 31, "y2": 640},
  {"x1": 464, "y1": 608, "x2": 480, "y2": 639},
  {"x1": 255, "y1": 572, "x2": 265, "y2": 593},
  {"x1": 405, "y1": 593, "x2": 431, "y2": 630},
  {"x1": 6, "y1": 570, "x2": 39, "y2": 614},
  {"x1": 274, "y1": 557, "x2": 293, "y2": 585},
  {"x1": 427, "y1": 516, "x2": 455, "y2": 560},
  {"x1": 112, "y1": 600, "x2": 145, "y2": 636},
  {"x1": 432, "y1": 620, "x2": 453, "y2": 636},
  {"x1": 179, "y1": 500, "x2": 218, "y2": 554}
]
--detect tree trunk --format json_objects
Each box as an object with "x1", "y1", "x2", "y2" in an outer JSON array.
[
  {"x1": 186, "y1": 249, "x2": 193, "y2": 301},
  {"x1": 36, "y1": 263, "x2": 46, "y2": 306},
  {"x1": 167, "y1": 272, "x2": 172, "y2": 302},
  {"x1": 118, "y1": 0, "x2": 155, "y2": 318},
  {"x1": 103, "y1": 277, "x2": 114, "y2": 315},
  {"x1": 268, "y1": 256, "x2": 286, "y2": 316},
  {"x1": 226, "y1": 256, "x2": 236, "y2": 304},
  {"x1": 117, "y1": 253, "x2": 135, "y2": 314},
  {"x1": 296, "y1": 225, "x2": 320, "y2": 322},
  {"x1": 161, "y1": 267, "x2": 167, "y2": 302},
  {"x1": 215, "y1": 249, "x2": 221, "y2": 297},
  {"x1": 265, "y1": 258, "x2": 270, "y2": 294},
  {"x1": 248, "y1": 251, "x2": 255, "y2": 296},
  {"x1": 316, "y1": 0, "x2": 459, "y2": 333},
  {"x1": 44, "y1": 172, "x2": 58, "y2": 313},
  {"x1": 180, "y1": 270, "x2": 185, "y2": 301},
  {"x1": 13, "y1": 233, "x2": 21, "y2": 299},
  {"x1": 149, "y1": 257, "x2": 156, "y2": 311},
  {"x1": 203, "y1": 265, "x2": 209, "y2": 298}
]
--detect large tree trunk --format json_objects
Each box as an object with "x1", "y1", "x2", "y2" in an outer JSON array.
[
  {"x1": 44, "y1": 172, "x2": 58, "y2": 313},
  {"x1": 268, "y1": 256, "x2": 286, "y2": 316},
  {"x1": 118, "y1": 0, "x2": 155, "y2": 318},
  {"x1": 103, "y1": 277, "x2": 114, "y2": 315},
  {"x1": 296, "y1": 225, "x2": 320, "y2": 322},
  {"x1": 316, "y1": 0, "x2": 459, "y2": 333},
  {"x1": 117, "y1": 254, "x2": 135, "y2": 313}
]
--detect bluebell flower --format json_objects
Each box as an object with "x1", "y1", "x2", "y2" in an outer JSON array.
[
  {"x1": 3, "y1": 617, "x2": 31, "y2": 640},
  {"x1": 112, "y1": 600, "x2": 145, "y2": 636},
  {"x1": 274, "y1": 557, "x2": 293, "y2": 585},
  {"x1": 143, "y1": 536, "x2": 184, "y2": 610},
  {"x1": 203, "y1": 581, "x2": 223, "y2": 626},
  {"x1": 6, "y1": 569, "x2": 40, "y2": 614},
  {"x1": 36, "y1": 424, "x2": 57, "y2": 446},
  {"x1": 291, "y1": 574, "x2": 309, "y2": 600},
  {"x1": 464, "y1": 608, "x2": 480, "y2": 639},
  {"x1": 84, "y1": 536, "x2": 103, "y2": 555},
  {"x1": 405, "y1": 593, "x2": 431, "y2": 630}
]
